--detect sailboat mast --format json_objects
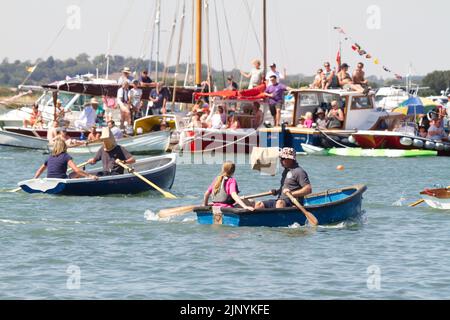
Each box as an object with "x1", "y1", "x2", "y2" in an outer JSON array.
[
  {"x1": 262, "y1": 0, "x2": 267, "y2": 79},
  {"x1": 195, "y1": 0, "x2": 202, "y2": 87},
  {"x1": 155, "y1": 0, "x2": 161, "y2": 82}
]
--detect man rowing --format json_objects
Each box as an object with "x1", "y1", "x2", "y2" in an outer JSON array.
[
  {"x1": 255, "y1": 147, "x2": 312, "y2": 209},
  {"x1": 87, "y1": 128, "x2": 136, "y2": 176}
]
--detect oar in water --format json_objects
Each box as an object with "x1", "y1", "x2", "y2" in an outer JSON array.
[
  {"x1": 409, "y1": 199, "x2": 424, "y2": 207},
  {"x1": 158, "y1": 191, "x2": 273, "y2": 219},
  {"x1": 285, "y1": 191, "x2": 319, "y2": 226},
  {"x1": 9, "y1": 161, "x2": 90, "y2": 193},
  {"x1": 115, "y1": 159, "x2": 177, "y2": 199}
]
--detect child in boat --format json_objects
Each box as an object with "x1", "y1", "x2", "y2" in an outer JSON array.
[
  {"x1": 203, "y1": 162, "x2": 255, "y2": 211},
  {"x1": 304, "y1": 112, "x2": 314, "y2": 128},
  {"x1": 34, "y1": 137, "x2": 97, "y2": 180}
]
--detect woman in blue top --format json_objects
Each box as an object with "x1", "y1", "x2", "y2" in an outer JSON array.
[{"x1": 34, "y1": 138, "x2": 97, "y2": 180}]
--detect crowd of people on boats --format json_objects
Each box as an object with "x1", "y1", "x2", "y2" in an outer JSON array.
[{"x1": 310, "y1": 61, "x2": 371, "y2": 95}]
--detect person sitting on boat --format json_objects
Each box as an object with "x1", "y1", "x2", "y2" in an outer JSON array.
[
  {"x1": 255, "y1": 147, "x2": 312, "y2": 209},
  {"x1": 252, "y1": 102, "x2": 264, "y2": 129},
  {"x1": 188, "y1": 112, "x2": 203, "y2": 128},
  {"x1": 297, "y1": 116, "x2": 307, "y2": 128},
  {"x1": 75, "y1": 98, "x2": 99, "y2": 130},
  {"x1": 315, "y1": 108, "x2": 328, "y2": 129},
  {"x1": 418, "y1": 125, "x2": 428, "y2": 138},
  {"x1": 47, "y1": 120, "x2": 60, "y2": 145},
  {"x1": 240, "y1": 59, "x2": 264, "y2": 89},
  {"x1": 118, "y1": 67, "x2": 134, "y2": 86},
  {"x1": 23, "y1": 104, "x2": 43, "y2": 128},
  {"x1": 200, "y1": 107, "x2": 211, "y2": 126},
  {"x1": 304, "y1": 112, "x2": 314, "y2": 129},
  {"x1": 337, "y1": 63, "x2": 366, "y2": 94},
  {"x1": 117, "y1": 81, "x2": 131, "y2": 129},
  {"x1": 227, "y1": 113, "x2": 241, "y2": 130},
  {"x1": 34, "y1": 137, "x2": 97, "y2": 180},
  {"x1": 326, "y1": 100, "x2": 345, "y2": 129},
  {"x1": 58, "y1": 129, "x2": 86, "y2": 148},
  {"x1": 107, "y1": 120, "x2": 124, "y2": 140},
  {"x1": 150, "y1": 82, "x2": 169, "y2": 115},
  {"x1": 203, "y1": 161, "x2": 255, "y2": 211},
  {"x1": 225, "y1": 76, "x2": 239, "y2": 91},
  {"x1": 129, "y1": 80, "x2": 143, "y2": 121},
  {"x1": 139, "y1": 70, "x2": 154, "y2": 87},
  {"x1": 310, "y1": 69, "x2": 326, "y2": 89},
  {"x1": 87, "y1": 128, "x2": 136, "y2": 176},
  {"x1": 209, "y1": 106, "x2": 227, "y2": 129},
  {"x1": 427, "y1": 119, "x2": 448, "y2": 141},
  {"x1": 265, "y1": 75, "x2": 287, "y2": 127},
  {"x1": 55, "y1": 100, "x2": 70, "y2": 128},
  {"x1": 323, "y1": 62, "x2": 339, "y2": 89},
  {"x1": 87, "y1": 125, "x2": 100, "y2": 143},
  {"x1": 352, "y1": 62, "x2": 371, "y2": 94}
]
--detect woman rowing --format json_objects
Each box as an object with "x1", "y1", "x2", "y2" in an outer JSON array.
[
  {"x1": 203, "y1": 162, "x2": 255, "y2": 211},
  {"x1": 34, "y1": 137, "x2": 97, "y2": 180}
]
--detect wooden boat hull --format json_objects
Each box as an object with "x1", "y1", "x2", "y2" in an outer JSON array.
[
  {"x1": 4, "y1": 126, "x2": 82, "y2": 139},
  {"x1": 194, "y1": 185, "x2": 367, "y2": 227},
  {"x1": 179, "y1": 128, "x2": 258, "y2": 154},
  {"x1": 67, "y1": 130, "x2": 171, "y2": 155},
  {"x1": 0, "y1": 129, "x2": 49, "y2": 150},
  {"x1": 18, "y1": 154, "x2": 176, "y2": 196},
  {"x1": 420, "y1": 188, "x2": 450, "y2": 210}
]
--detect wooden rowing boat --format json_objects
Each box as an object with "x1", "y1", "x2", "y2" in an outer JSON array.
[
  {"x1": 194, "y1": 185, "x2": 367, "y2": 227},
  {"x1": 420, "y1": 188, "x2": 450, "y2": 210},
  {"x1": 18, "y1": 154, "x2": 176, "y2": 196}
]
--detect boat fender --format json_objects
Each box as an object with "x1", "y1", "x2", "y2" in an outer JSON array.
[
  {"x1": 400, "y1": 137, "x2": 413, "y2": 146},
  {"x1": 412, "y1": 139, "x2": 424, "y2": 149},
  {"x1": 444, "y1": 144, "x2": 450, "y2": 152},
  {"x1": 435, "y1": 142, "x2": 445, "y2": 151},
  {"x1": 425, "y1": 141, "x2": 436, "y2": 150},
  {"x1": 348, "y1": 135, "x2": 356, "y2": 144}
]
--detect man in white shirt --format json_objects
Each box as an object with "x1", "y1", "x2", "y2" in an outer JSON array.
[
  {"x1": 107, "y1": 120, "x2": 124, "y2": 140},
  {"x1": 265, "y1": 63, "x2": 285, "y2": 82},
  {"x1": 117, "y1": 67, "x2": 135, "y2": 86},
  {"x1": 75, "y1": 98, "x2": 98, "y2": 130}
]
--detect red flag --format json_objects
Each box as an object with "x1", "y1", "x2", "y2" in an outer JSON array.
[{"x1": 336, "y1": 50, "x2": 342, "y2": 72}]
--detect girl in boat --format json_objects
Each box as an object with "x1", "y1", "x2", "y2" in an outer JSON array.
[
  {"x1": 34, "y1": 137, "x2": 97, "y2": 180},
  {"x1": 203, "y1": 162, "x2": 255, "y2": 211}
]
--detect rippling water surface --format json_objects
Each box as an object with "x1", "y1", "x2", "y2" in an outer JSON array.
[{"x1": 1, "y1": 147, "x2": 450, "y2": 299}]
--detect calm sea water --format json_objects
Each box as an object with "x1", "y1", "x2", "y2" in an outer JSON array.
[{"x1": 1, "y1": 147, "x2": 450, "y2": 300}]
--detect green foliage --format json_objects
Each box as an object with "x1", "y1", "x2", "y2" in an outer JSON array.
[{"x1": 421, "y1": 70, "x2": 450, "y2": 96}]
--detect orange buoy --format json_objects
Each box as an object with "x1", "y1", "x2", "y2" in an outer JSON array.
[{"x1": 337, "y1": 165, "x2": 345, "y2": 171}]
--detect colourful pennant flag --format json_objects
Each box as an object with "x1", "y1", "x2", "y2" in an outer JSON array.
[{"x1": 374, "y1": 58, "x2": 379, "y2": 65}]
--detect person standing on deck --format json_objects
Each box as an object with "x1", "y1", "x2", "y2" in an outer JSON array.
[
  {"x1": 75, "y1": 98, "x2": 99, "y2": 130},
  {"x1": 117, "y1": 81, "x2": 131, "y2": 129},
  {"x1": 225, "y1": 76, "x2": 239, "y2": 91},
  {"x1": 149, "y1": 82, "x2": 169, "y2": 115},
  {"x1": 255, "y1": 148, "x2": 312, "y2": 209},
  {"x1": 240, "y1": 59, "x2": 264, "y2": 89},
  {"x1": 87, "y1": 128, "x2": 136, "y2": 176},
  {"x1": 118, "y1": 67, "x2": 134, "y2": 86},
  {"x1": 34, "y1": 137, "x2": 97, "y2": 180},
  {"x1": 203, "y1": 161, "x2": 255, "y2": 211},
  {"x1": 129, "y1": 80, "x2": 143, "y2": 121},
  {"x1": 265, "y1": 63, "x2": 286, "y2": 83},
  {"x1": 139, "y1": 70, "x2": 153, "y2": 116},
  {"x1": 264, "y1": 75, "x2": 287, "y2": 127}
]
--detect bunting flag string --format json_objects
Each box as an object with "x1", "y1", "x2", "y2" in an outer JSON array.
[{"x1": 333, "y1": 26, "x2": 403, "y2": 80}]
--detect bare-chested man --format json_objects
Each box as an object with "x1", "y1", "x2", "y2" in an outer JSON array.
[
  {"x1": 337, "y1": 63, "x2": 365, "y2": 94},
  {"x1": 353, "y1": 62, "x2": 369, "y2": 90}
]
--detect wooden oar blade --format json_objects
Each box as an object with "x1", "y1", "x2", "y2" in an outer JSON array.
[
  {"x1": 409, "y1": 199, "x2": 425, "y2": 207},
  {"x1": 158, "y1": 205, "x2": 197, "y2": 219}
]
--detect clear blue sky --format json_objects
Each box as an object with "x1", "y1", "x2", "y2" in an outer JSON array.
[{"x1": 0, "y1": 0, "x2": 448, "y2": 78}]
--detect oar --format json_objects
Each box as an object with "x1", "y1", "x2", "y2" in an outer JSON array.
[
  {"x1": 9, "y1": 161, "x2": 90, "y2": 193},
  {"x1": 115, "y1": 159, "x2": 177, "y2": 199},
  {"x1": 158, "y1": 191, "x2": 273, "y2": 219},
  {"x1": 285, "y1": 191, "x2": 319, "y2": 226},
  {"x1": 409, "y1": 199, "x2": 424, "y2": 207}
]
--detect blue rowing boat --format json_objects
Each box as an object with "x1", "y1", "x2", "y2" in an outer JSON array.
[
  {"x1": 18, "y1": 154, "x2": 176, "y2": 196},
  {"x1": 194, "y1": 185, "x2": 367, "y2": 227}
]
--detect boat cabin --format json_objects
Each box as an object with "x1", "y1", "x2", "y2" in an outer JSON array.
[{"x1": 291, "y1": 88, "x2": 399, "y2": 131}]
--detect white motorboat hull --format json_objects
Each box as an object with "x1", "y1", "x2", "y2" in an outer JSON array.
[
  {"x1": 422, "y1": 196, "x2": 450, "y2": 210},
  {"x1": 0, "y1": 129, "x2": 49, "y2": 150}
]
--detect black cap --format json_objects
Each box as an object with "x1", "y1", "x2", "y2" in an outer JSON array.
[
  {"x1": 341, "y1": 63, "x2": 350, "y2": 69},
  {"x1": 270, "y1": 63, "x2": 276, "y2": 67}
]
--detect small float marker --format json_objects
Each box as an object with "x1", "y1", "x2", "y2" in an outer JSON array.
[{"x1": 337, "y1": 165, "x2": 345, "y2": 171}]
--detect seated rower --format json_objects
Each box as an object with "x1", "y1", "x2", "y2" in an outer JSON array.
[
  {"x1": 87, "y1": 128, "x2": 136, "y2": 176},
  {"x1": 203, "y1": 161, "x2": 255, "y2": 211},
  {"x1": 255, "y1": 148, "x2": 312, "y2": 209},
  {"x1": 34, "y1": 137, "x2": 97, "y2": 180}
]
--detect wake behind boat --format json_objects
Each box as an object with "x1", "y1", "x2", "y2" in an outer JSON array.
[
  {"x1": 18, "y1": 154, "x2": 176, "y2": 196},
  {"x1": 194, "y1": 185, "x2": 367, "y2": 227}
]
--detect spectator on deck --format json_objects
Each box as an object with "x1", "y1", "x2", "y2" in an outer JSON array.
[
  {"x1": 311, "y1": 69, "x2": 326, "y2": 89},
  {"x1": 117, "y1": 81, "x2": 131, "y2": 129},
  {"x1": 129, "y1": 80, "x2": 143, "y2": 121},
  {"x1": 225, "y1": 76, "x2": 239, "y2": 91},
  {"x1": 264, "y1": 75, "x2": 287, "y2": 126},
  {"x1": 139, "y1": 70, "x2": 153, "y2": 87},
  {"x1": 149, "y1": 82, "x2": 168, "y2": 115},
  {"x1": 107, "y1": 120, "x2": 124, "y2": 141},
  {"x1": 323, "y1": 62, "x2": 339, "y2": 89},
  {"x1": 337, "y1": 63, "x2": 366, "y2": 94},
  {"x1": 23, "y1": 104, "x2": 43, "y2": 128},
  {"x1": 75, "y1": 98, "x2": 99, "y2": 130},
  {"x1": 240, "y1": 59, "x2": 264, "y2": 89},
  {"x1": 266, "y1": 63, "x2": 285, "y2": 83},
  {"x1": 118, "y1": 67, "x2": 134, "y2": 86}
]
